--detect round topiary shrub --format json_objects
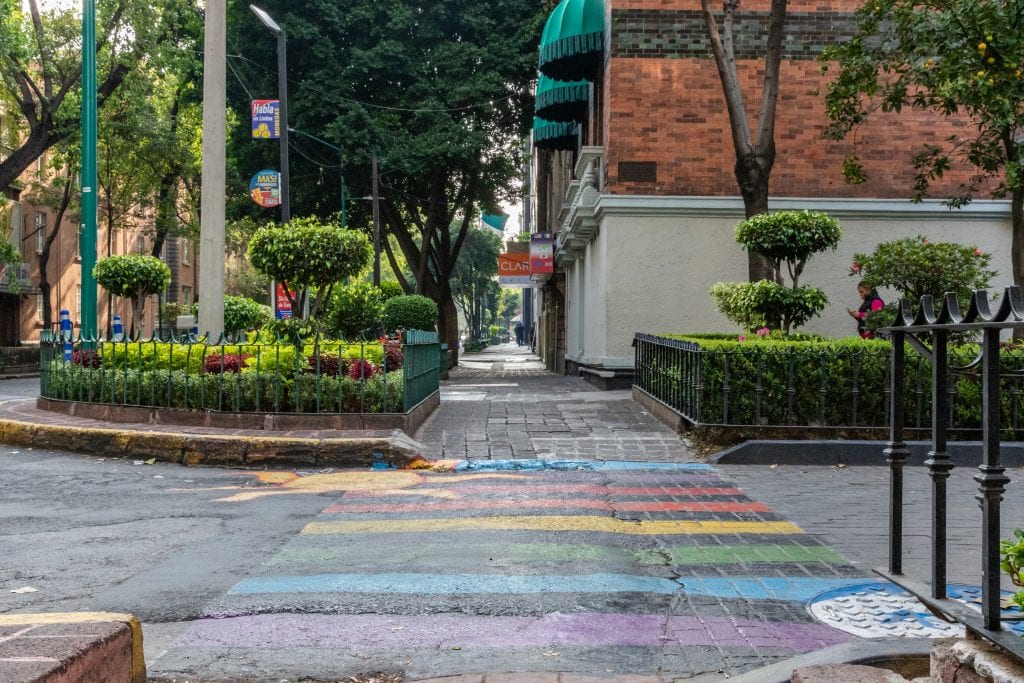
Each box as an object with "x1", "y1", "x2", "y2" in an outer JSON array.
[
  {"x1": 382, "y1": 295, "x2": 438, "y2": 333},
  {"x1": 326, "y1": 282, "x2": 384, "y2": 340},
  {"x1": 223, "y1": 296, "x2": 272, "y2": 336}
]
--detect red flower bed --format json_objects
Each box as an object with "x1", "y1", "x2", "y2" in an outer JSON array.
[{"x1": 203, "y1": 353, "x2": 251, "y2": 373}]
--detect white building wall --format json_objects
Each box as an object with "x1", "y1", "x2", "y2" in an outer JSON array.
[{"x1": 561, "y1": 196, "x2": 1014, "y2": 369}]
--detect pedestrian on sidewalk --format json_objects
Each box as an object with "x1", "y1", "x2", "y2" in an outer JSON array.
[
  {"x1": 848, "y1": 281, "x2": 884, "y2": 338},
  {"x1": 514, "y1": 321, "x2": 524, "y2": 346}
]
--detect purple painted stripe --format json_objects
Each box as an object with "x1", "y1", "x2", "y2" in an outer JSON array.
[{"x1": 178, "y1": 613, "x2": 851, "y2": 651}]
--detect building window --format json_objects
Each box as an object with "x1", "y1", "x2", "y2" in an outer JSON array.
[
  {"x1": 75, "y1": 285, "x2": 81, "y2": 321},
  {"x1": 35, "y1": 213, "x2": 45, "y2": 253},
  {"x1": 181, "y1": 238, "x2": 190, "y2": 265},
  {"x1": 74, "y1": 225, "x2": 81, "y2": 260},
  {"x1": 181, "y1": 286, "x2": 192, "y2": 306},
  {"x1": 136, "y1": 235, "x2": 145, "y2": 254},
  {"x1": 35, "y1": 293, "x2": 44, "y2": 322},
  {"x1": 36, "y1": 152, "x2": 46, "y2": 178}
]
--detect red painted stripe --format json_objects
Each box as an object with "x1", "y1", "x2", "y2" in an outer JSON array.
[
  {"x1": 322, "y1": 499, "x2": 770, "y2": 514},
  {"x1": 340, "y1": 485, "x2": 745, "y2": 498}
]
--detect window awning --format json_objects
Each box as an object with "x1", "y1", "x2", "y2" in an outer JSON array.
[
  {"x1": 535, "y1": 75, "x2": 589, "y2": 123},
  {"x1": 533, "y1": 117, "x2": 579, "y2": 151},
  {"x1": 538, "y1": 0, "x2": 605, "y2": 82}
]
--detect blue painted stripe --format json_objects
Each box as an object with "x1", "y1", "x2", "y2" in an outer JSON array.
[
  {"x1": 229, "y1": 573, "x2": 864, "y2": 602},
  {"x1": 451, "y1": 459, "x2": 714, "y2": 473}
]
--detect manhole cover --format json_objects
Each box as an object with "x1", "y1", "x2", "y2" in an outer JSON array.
[{"x1": 809, "y1": 582, "x2": 1024, "y2": 639}]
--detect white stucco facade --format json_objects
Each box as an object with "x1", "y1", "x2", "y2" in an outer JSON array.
[{"x1": 561, "y1": 194, "x2": 1013, "y2": 371}]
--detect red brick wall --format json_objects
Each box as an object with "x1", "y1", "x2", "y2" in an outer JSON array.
[{"x1": 602, "y1": 1, "x2": 984, "y2": 198}]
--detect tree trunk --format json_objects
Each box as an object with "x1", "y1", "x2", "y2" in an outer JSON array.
[
  {"x1": 1012, "y1": 186, "x2": 1024, "y2": 339},
  {"x1": 736, "y1": 153, "x2": 776, "y2": 282},
  {"x1": 439, "y1": 291, "x2": 459, "y2": 365},
  {"x1": 38, "y1": 175, "x2": 74, "y2": 330}
]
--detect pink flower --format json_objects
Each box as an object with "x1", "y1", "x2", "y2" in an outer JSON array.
[
  {"x1": 974, "y1": 248, "x2": 983, "y2": 256},
  {"x1": 756, "y1": 327, "x2": 770, "y2": 337},
  {"x1": 738, "y1": 335, "x2": 747, "y2": 342},
  {"x1": 922, "y1": 239, "x2": 930, "y2": 245},
  {"x1": 850, "y1": 262, "x2": 861, "y2": 273}
]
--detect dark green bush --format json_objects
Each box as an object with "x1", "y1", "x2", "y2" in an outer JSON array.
[
  {"x1": 651, "y1": 334, "x2": 1024, "y2": 433},
  {"x1": 382, "y1": 295, "x2": 439, "y2": 333},
  {"x1": 223, "y1": 296, "x2": 272, "y2": 335},
  {"x1": 325, "y1": 282, "x2": 384, "y2": 340}
]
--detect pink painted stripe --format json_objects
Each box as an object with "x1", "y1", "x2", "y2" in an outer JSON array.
[
  {"x1": 341, "y1": 485, "x2": 745, "y2": 498},
  {"x1": 179, "y1": 612, "x2": 851, "y2": 651},
  {"x1": 322, "y1": 499, "x2": 770, "y2": 514}
]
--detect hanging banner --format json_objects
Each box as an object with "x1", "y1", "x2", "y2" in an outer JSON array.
[
  {"x1": 498, "y1": 252, "x2": 531, "y2": 286},
  {"x1": 251, "y1": 100, "x2": 281, "y2": 139},
  {"x1": 275, "y1": 283, "x2": 293, "y2": 319},
  {"x1": 530, "y1": 233, "x2": 554, "y2": 275},
  {"x1": 481, "y1": 212, "x2": 509, "y2": 233},
  {"x1": 250, "y1": 170, "x2": 281, "y2": 208}
]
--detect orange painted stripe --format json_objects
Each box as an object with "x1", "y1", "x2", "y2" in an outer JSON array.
[{"x1": 323, "y1": 499, "x2": 770, "y2": 514}]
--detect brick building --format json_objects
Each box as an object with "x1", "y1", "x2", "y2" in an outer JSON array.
[{"x1": 529, "y1": 0, "x2": 1014, "y2": 385}]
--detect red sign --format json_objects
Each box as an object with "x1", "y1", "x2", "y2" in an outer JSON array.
[{"x1": 275, "y1": 283, "x2": 293, "y2": 319}]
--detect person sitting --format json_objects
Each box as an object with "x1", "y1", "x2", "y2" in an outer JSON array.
[{"x1": 848, "y1": 281, "x2": 884, "y2": 338}]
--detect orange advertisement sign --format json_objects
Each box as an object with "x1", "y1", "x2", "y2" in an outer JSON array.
[{"x1": 498, "y1": 252, "x2": 531, "y2": 286}]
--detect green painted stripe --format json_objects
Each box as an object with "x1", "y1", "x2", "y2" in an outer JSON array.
[{"x1": 268, "y1": 542, "x2": 844, "y2": 568}]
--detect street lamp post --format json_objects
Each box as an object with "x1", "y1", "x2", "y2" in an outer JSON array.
[
  {"x1": 198, "y1": 0, "x2": 226, "y2": 339},
  {"x1": 80, "y1": 0, "x2": 98, "y2": 342}
]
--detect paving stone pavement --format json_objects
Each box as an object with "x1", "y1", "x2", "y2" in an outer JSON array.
[
  {"x1": 719, "y1": 463, "x2": 1024, "y2": 591},
  {"x1": 417, "y1": 345, "x2": 694, "y2": 462}
]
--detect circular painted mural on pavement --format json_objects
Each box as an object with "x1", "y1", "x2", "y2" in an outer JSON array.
[{"x1": 809, "y1": 582, "x2": 1024, "y2": 639}]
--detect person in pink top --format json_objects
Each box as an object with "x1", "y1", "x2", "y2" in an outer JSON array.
[{"x1": 848, "y1": 281, "x2": 884, "y2": 338}]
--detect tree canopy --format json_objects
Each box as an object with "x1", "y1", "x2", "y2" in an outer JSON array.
[
  {"x1": 225, "y1": 0, "x2": 545, "y2": 355},
  {"x1": 822, "y1": 0, "x2": 1024, "y2": 292}
]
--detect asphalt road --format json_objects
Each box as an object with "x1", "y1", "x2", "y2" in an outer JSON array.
[{"x1": 0, "y1": 447, "x2": 871, "y2": 681}]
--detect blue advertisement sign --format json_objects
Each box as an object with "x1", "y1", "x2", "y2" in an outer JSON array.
[
  {"x1": 249, "y1": 170, "x2": 281, "y2": 208},
  {"x1": 251, "y1": 99, "x2": 280, "y2": 139}
]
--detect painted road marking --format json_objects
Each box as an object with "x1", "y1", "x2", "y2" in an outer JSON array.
[
  {"x1": 322, "y1": 499, "x2": 771, "y2": 514},
  {"x1": 228, "y1": 573, "x2": 860, "y2": 601},
  {"x1": 452, "y1": 460, "x2": 714, "y2": 472},
  {"x1": 269, "y1": 542, "x2": 844, "y2": 567},
  {"x1": 180, "y1": 612, "x2": 851, "y2": 651},
  {"x1": 302, "y1": 516, "x2": 802, "y2": 536},
  {"x1": 340, "y1": 484, "x2": 747, "y2": 497}
]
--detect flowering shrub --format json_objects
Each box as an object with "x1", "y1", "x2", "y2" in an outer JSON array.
[
  {"x1": 347, "y1": 358, "x2": 377, "y2": 380},
  {"x1": 203, "y1": 353, "x2": 251, "y2": 374},
  {"x1": 307, "y1": 354, "x2": 343, "y2": 377},
  {"x1": 383, "y1": 338, "x2": 403, "y2": 370},
  {"x1": 72, "y1": 350, "x2": 102, "y2": 368},
  {"x1": 851, "y1": 236, "x2": 995, "y2": 306}
]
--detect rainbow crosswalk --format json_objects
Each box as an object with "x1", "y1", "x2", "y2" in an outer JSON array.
[{"x1": 164, "y1": 463, "x2": 869, "y2": 679}]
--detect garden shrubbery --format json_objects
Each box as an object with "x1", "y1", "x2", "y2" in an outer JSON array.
[{"x1": 654, "y1": 334, "x2": 1024, "y2": 433}]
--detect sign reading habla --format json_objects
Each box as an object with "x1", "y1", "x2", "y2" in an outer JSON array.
[{"x1": 251, "y1": 99, "x2": 281, "y2": 139}]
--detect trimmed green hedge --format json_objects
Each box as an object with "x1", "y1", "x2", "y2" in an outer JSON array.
[{"x1": 652, "y1": 335, "x2": 1024, "y2": 433}]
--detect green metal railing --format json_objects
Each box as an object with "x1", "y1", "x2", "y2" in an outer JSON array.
[
  {"x1": 40, "y1": 329, "x2": 440, "y2": 415},
  {"x1": 402, "y1": 329, "x2": 441, "y2": 411}
]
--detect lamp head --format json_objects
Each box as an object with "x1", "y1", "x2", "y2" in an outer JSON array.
[{"x1": 249, "y1": 5, "x2": 282, "y2": 34}]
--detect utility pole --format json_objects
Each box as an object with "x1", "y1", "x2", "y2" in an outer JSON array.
[
  {"x1": 371, "y1": 153, "x2": 381, "y2": 287},
  {"x1": 80, "y1": 0, "x2": 98, "y2": 342},
  {"x1": 198, "y1": 0, "x2": 226, "y2": 339}
]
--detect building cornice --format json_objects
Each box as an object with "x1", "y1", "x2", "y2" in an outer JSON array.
[{"x1": 593, "y1": 195, "x2": 1013, "y2": 221}]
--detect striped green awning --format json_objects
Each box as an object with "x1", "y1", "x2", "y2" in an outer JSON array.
[
  {"x1": 538, "y1": 0, "x2": 605, "y2": 82},
  {"x1": 535, "y1": 75, "x2": 589, "y2": 123},
  {"x1": 533, "y1": 117, "x2": 579, "y2": 151}
]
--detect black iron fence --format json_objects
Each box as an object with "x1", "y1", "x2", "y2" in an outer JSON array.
[
  {"x1": 0, "y1": 346, "x2": 38, "y2": 374},
  {"x1": 878, "y1": 286, "x2": 1024, "y2": 661},
  {"x1": 39, "y1": 329, "x2": 440, "y2": 415},
  {"x1": 633, "y1": 332, "x2": 1024, "y2": 433}
]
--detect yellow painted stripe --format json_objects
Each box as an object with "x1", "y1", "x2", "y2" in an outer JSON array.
[
  {"x1": 302, "y1": 515, "x2": 803, "y2": 536},
  {"x1": 0, "y1": 612, "x2": 145, "y2": 683}
]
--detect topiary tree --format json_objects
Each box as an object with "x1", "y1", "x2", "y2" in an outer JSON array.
[
  {"x1": 93, "y1": 254, "x2": 171, "y2": 336},
  {"x1": 711, "y1": 210, "x2": 841, "y2": 334},
  {"x1": 851, "y1": 236, "x2": 996, "y2": 306},
  {"x1": 383, "y1": 294, "x2": 439, "y2": 333},
  {"x1": 247, "y1": 216, "x2": 372, "y2": 320},
  {"x1": 326, "y1": 282, "x2": 384, "y2": 340},
  {"x1": 377, "y1": 280, "x2": 403, "y2": 302},
  {"x1": 223, "y1": 295, "x2": 272, "y2": 336}
]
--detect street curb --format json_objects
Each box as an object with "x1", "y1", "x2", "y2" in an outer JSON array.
[
  {"x1": 713, "y1": 439, "x2": 1024, "y2": 466},
  {"x1": 725, "y1": 637, "x2": 932, "y2": 683},
  {"x1": 0, "y1": 418, "x2": 428, "y2": 469},
  {"x1": 0, "y1": 612, "x2": 145, "y2": 683}
]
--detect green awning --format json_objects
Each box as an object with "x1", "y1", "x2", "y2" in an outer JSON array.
[
  {"x1": 533, "y1": 117, "x2": 579, "y2": 151},
  {"x1": 535, "y1": 75, "x2": 589, "y2": 123},
  {"x1": 538, "y1": 0, "x2": 605, "y2": 82}
]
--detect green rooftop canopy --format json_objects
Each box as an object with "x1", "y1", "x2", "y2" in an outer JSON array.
[
  {"x1": 533, "y1": 117, "x2": 579, "y2": 151},
  {"x1": 535, "y1": 75, "x2": 589, "y2": 123},
  {"x1": 538, "y1": 0, "x2": 605, "y2": 82}
]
